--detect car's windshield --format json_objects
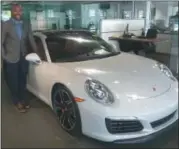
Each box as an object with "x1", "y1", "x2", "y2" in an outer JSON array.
[{"x1": 46, "y1": 32, "x2": 120, "y2": 62}]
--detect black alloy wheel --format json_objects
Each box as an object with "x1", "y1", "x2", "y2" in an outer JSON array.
[{"x1": 52, "y1": 85, "x2": 82, "y2": 136}]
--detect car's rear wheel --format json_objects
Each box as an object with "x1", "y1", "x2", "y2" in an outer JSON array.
[{"x1": 52, "y1": 85, "x2": 82, "y2": 137}]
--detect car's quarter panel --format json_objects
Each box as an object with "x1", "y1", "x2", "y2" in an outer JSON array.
[{"x1": 27, "y1": 62, "x2": 90, "y2": 107}]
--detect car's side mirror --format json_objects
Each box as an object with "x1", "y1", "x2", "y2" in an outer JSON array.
[{"x1": 25, "y1": 53, "x2": 42, "y2": 65}]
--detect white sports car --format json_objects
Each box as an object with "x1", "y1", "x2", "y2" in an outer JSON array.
[{"x1": 26, "y1": 30, "x2": 178, "y2": 143}]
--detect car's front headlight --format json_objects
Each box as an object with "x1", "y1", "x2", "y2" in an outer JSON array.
[
  {"x1": 156, "y1": 62, "x2": 176, "y2": 81},
  {"x1": 85, "y1": 79, "x2": 114, "y2": 105}
]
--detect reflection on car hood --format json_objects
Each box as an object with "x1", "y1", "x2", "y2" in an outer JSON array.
[{"x1": 57, "y1": 53, "x2": 172, "y2": 99}]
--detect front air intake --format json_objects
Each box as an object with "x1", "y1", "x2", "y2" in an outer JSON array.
[
  {"x1": 105, "y1": 118, "x2": 144, "y2": 134},
  {"x1": 151, "y1": 111, "x2": 176, "y2": 128}
]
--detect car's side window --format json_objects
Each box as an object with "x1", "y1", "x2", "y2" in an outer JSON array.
[
  {"x1": 46, "y1": 37, "x2": 67, "y2": 62},
  {"x1": 33, "y1": 36, "x2": 47, "y2": 61}
]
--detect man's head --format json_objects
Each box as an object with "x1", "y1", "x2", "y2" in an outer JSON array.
[{"x1": 11, "y1": 4, "x2": 23, "y2": 20}]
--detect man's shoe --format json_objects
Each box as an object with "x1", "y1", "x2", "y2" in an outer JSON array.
[
  {"x1": 25, "y1": 104, "x2": 30, "y2": 109},
  {"x1": 15, "y1": 103, "x2": 26, "y2": 113},
  {"x1": 22, "y1": 101, "x2": 31, "y2": 109}
]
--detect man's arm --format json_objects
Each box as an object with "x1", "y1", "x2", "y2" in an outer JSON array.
[
  {"x1": 28, "y1": 22, "x2": 37, "y2": 53},
  {"x1": 1, "y1": 21, "x2": 7, "y2": 61}
]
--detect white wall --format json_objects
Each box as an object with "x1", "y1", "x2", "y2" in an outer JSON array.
[
  {"x1": 152, "y1": 1, "x2": 178, "y2": 27},
  {"x1": 106, "y1": 2, "x2": 119, "y2": 19},
  {"x1": 134, "y1": 1, "x2": 146, "y2": 18},
  {"x1": 29, "y1": 1, "x2": 178, "y2": 30},
  {"x1": 119, "y1": 1, "x2": 146, "y2": 19},
  {"x1": 81, "y1": 2, "x2": 120, "y2": 28},
  {"x1": 119, "y1": 1, "x2": 178, "y2": 27},
  {"x1": 81, "y1": 3, "x2": 101, "y2": 28},
  {"x1": 154, "y1": 2, "x2": 169, "y2": 27}
]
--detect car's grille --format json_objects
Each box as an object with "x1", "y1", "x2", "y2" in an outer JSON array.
[
  {"x1": 105, "y1": 118, "x2": 144, "y2": 134},
  {"x1": 151, "y1": 111, "x2": 176, "y2": 128}
]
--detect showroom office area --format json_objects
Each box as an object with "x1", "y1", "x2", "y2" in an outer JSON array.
[{"x1": 1, "y1": 1, "x2": 178, "y2": 148}]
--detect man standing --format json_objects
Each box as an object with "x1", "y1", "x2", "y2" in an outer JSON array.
[{"x1": 2, "y1": 4, "x2": 37, "y2": 113}]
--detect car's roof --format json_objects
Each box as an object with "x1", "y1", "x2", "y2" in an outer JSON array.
[{"x1": 34, "y1": 29, "x2": 93, "y2": 37}]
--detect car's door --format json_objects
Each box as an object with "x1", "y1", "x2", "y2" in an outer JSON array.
[{"x1": 27, "y1": 36, "x2": 51, "y2": 104}]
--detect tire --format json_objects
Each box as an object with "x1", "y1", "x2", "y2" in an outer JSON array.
[{"x1": 52, "y1": 84, "x2": 82, "y2": 137}]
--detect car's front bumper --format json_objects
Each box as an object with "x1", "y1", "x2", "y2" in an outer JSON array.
[
  {"x1": 80, "y1": 107, "x2": 178, "y2": 143},
  {"x1": 113, "y1": 119, "x2": 178, "y2": 144},
  {"x1": 78, "y1": 83, "x2": 178, "y2": 143}
]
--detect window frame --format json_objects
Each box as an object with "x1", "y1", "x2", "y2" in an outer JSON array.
[
  {"x1": 45, "y1": 36, "x2": 68, "y2": 62},
  {"x1": 33, "y1": 34, "x2": 51, "y2": 63},
  {"x1": 45, "y1": 34, "x2": 118, "y2": 62}
]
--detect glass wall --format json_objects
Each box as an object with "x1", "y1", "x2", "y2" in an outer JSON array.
[
  {"x1": 1, "y1": 1, "x2": 133, "y2": 30},
  {"x1": 1, "y1": 1, "x2": 178, "y2": 32},
  {"x1": 150, "y1": 1, "x2": 178, "y2": 30}
]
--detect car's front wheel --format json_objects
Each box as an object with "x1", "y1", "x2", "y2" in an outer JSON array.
[{"x1": 52, "y1": 84, "x2": 82, "y2": 137}]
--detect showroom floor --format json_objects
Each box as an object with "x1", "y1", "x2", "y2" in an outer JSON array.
[{"x1": 1, "y1": 53, "x2": 178, "y2": 148}]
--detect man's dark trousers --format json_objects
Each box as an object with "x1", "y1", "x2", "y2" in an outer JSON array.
[{"x1": 5, "y1": 55, "x2": 29, "y2": 105}]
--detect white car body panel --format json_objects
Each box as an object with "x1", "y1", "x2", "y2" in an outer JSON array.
[{"x1": 26, "y1": 32, "x2": 178, "y2": 142}]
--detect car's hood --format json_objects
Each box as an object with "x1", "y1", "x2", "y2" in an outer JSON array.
[{"x1": 57, "y1": 53, "x2": 172, "y2": 99}]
